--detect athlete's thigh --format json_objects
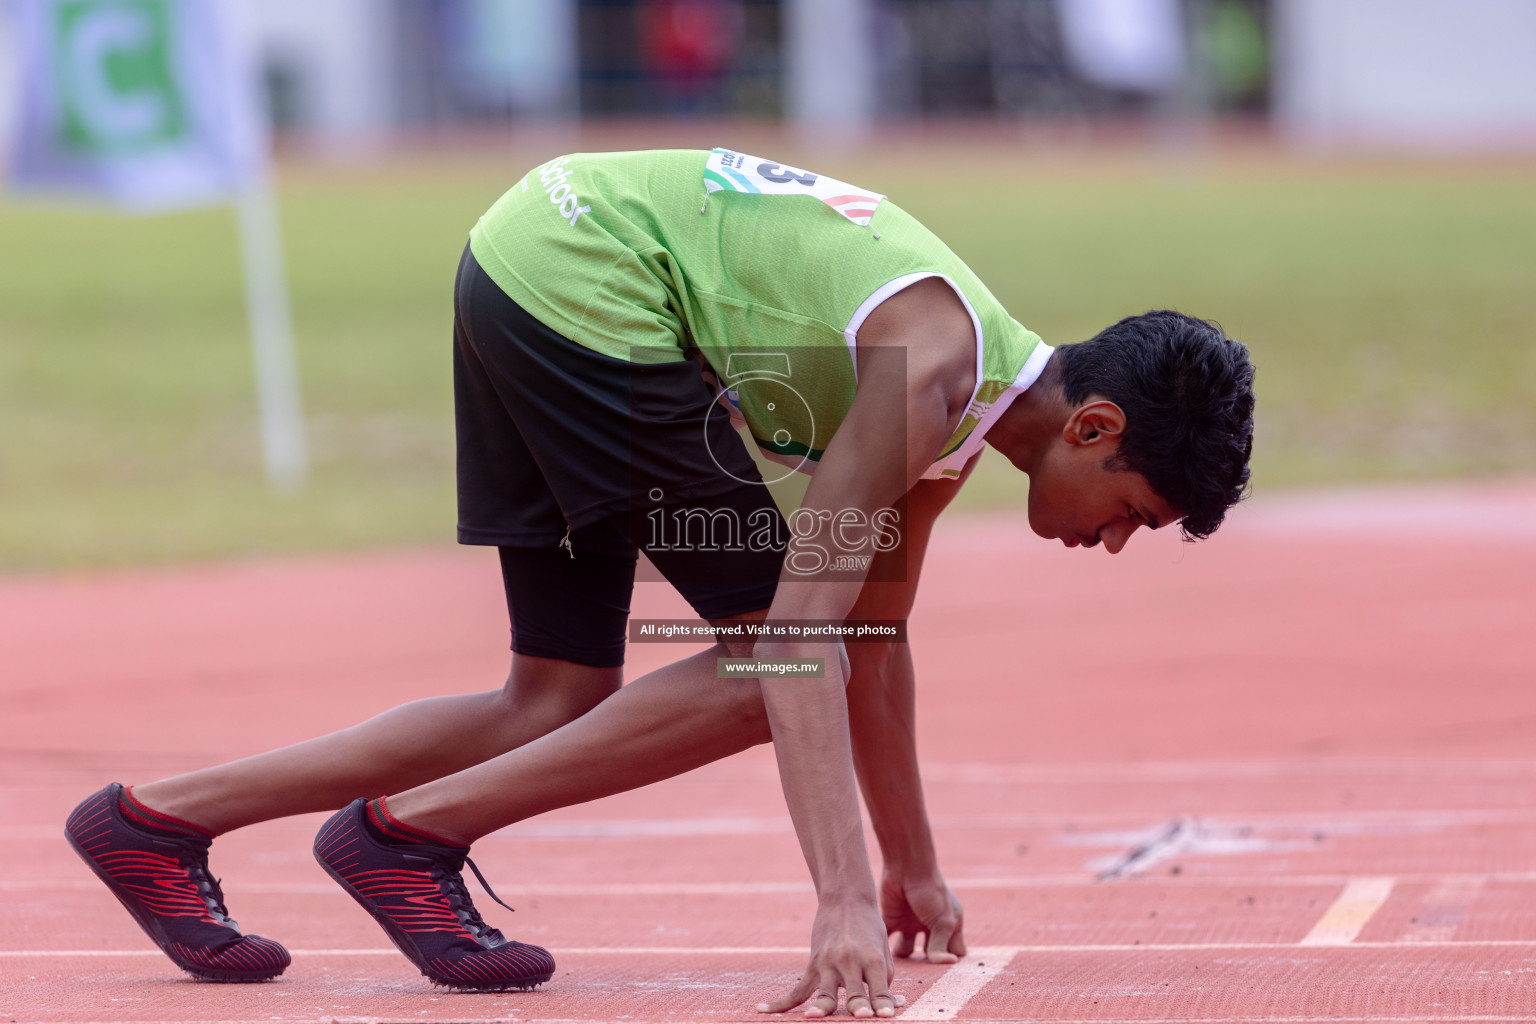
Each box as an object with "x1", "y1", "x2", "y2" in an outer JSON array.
[
  {"x1": 634, "y1": 483, "x2": 787, "y2": 625},
  {"x1": 497, "y1": 534, "x2": 637, "y2": 669}
]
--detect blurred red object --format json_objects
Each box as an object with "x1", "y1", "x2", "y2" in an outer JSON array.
[{"x1": 640, "y1": 0, "x2": 743, "y2": 81}]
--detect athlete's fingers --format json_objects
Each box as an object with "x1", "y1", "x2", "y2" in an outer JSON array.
[
  {"x1": 924, "y1": 920, "x2": 959, "y2": 965},
  {"x1": 866, "y1": 974, "x2": 899, "y2": 1019},
  {"x1": 948, "y1": 915, "x2": 967, "y2": 960},
  {"x1": 803, "y1": 970, "x2": 842, "y2": 1018},
  {"x1": 758, "y1": 972, "x2": 816, "y2": 1014},
  {"x1": 803, "y1": 993, "x2": 839, "y2": 1019},
  {"x1": 848, "y1": 949, "x2": 893, "y2": 1019},
  {"x1": 894, "y1": 995, "x2": 907, "y2": 1007},
  {"x1": 845, "y1": 971, "x2": 877, "y2": 1020},
  {"x1": 890, "y1": 929, "x2": 917, "y2": 959}
]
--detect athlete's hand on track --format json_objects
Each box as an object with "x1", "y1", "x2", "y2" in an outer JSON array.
[
  {"x1": 758, "y1": 895, "x2": 904, "y2": 1018},
  {"x1": 880, "y1": 870, "x2": 966, "y2": 964}
]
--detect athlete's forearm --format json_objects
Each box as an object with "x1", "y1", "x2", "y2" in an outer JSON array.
[
  {"x1": 757, "y1": 639, "x2": 876, "y2": 902},
  {"x1": 749, "y1": 298, "x2": 964, "y2": 909},
  {"x1": 847, "y1": 641, "x2": 939, "y2": 875}
]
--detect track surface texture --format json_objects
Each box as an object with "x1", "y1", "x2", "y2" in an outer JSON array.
[{"x1": 3, "y1": 481, "x2": 1534, "y2": 1023}]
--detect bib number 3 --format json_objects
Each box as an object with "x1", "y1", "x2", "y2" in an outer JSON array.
[
  {"x1": 705, "y1": 148, "x2": 885, "y2": 226},
  {"x1": 757, "y1": 164, "x2": 818, "y2": 187}
]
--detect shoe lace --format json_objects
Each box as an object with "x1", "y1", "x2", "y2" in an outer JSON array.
[
  {"x1": 432, "y1": 854, "x2": 515, "y2": 946},
  {"x1": 176, "y1": 840, "x2": 234, "y2": 923}
]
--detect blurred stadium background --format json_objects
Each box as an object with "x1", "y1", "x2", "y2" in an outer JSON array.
[{"x1": 1, "y1": 0, "x2": 1534, "y2": 569}]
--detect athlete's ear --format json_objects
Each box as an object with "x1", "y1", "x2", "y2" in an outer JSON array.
[{"x1": 1062, "y1": 400, "x2": 1126, "y2": 447}]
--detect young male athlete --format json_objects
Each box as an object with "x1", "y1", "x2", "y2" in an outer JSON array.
[{"x1": 67, "y1": 149, "x2": 1254, "y2": 1017}]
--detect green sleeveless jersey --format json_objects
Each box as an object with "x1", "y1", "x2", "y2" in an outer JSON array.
[{"x1": 469, "y1": 148, "x2": 1051, "y2": 480}]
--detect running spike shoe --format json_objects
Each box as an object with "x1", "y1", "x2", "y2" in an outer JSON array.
[
  {"x1": 313, "y1": 798, "x2": 555, "y2": 991},
  {"x1": 64, "y1": 784, "x2": 290, "y2": 982}
]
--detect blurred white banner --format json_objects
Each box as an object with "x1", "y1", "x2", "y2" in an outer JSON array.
[
  {"x1": 6, "y1": 0, "x2": 307, "y2": 490},
  {"x1": 1274, "y1": 0, "x2": 1536, "y2": 147},
  {"x1": 7, "y1": 0, "x2": 260, "y2": 210},
  {"x1": 1056, "y1": 0, "x2": 1185, "y2": 93}
]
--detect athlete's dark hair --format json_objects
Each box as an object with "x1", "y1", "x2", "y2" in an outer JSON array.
[{"x1": 1056, "y1": 310, "x2": 1255, "y2": 541}]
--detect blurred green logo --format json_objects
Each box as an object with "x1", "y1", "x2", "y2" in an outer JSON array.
[{"x1": 53, "y1": 0, "x2": 186, "y2": 153}]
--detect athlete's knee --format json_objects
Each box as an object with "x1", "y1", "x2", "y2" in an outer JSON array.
[
  {"x1": 710, "y1": 608, "x2": 768, "y2": 660},
  {"x1": 704, "y1": 611, "x2": 772, "y2": 742},
  {"x1": 723, "y1": 678, "x2": 772, "y2": 745},
  {"x1": 717, "y1": 636, "x2": 756, "y2": 659},
  {"x1": 495, "y1": 654, "x2": 622, "y2": 724}
]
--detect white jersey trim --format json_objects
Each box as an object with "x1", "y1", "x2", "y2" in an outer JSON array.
[
  {"x1": 824, "y1": 275, "x2": 1047, "y2": 483},
  {"x1": 843, "y1": 272, "x2": 985, "y2": 414},
  {"x1": 921, "y1": 337, "x2": 1055, "y2": 481}
]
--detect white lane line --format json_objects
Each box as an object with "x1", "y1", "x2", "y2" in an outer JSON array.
[
  {"x1": 504, "y1": 816, "x2": 794, "y2": 837},
  {"x1": 896, "y1": 1019, "x2": 1536, "y2": 1024},
  {"x1": 12, "y1": 1017, "x2": 1534, "y2": 1024},
  {"x1": 898, "y1": 947, "x2": 1018, "y2": 1021},
  {"x1": 12, "y1": 938, "x2": 1536, "y2": 960},
  {"x1": 0, "y1": 877, "x2": 1085, "y2": 895},
  {"x1": 10, "y1": 803, "x2": 1536, "y2": 845},
  {"x1": 1299, "y1": 876, "x2": 1396, "y2": 945},
  {"x1": 11, "y1": 870, "x2": 1533, "y2": 896},
  {"x1": 7, "y1": 806, "x2": 1536, "y2": 844},
  {"x1": 521, "y1": 946, "x2": 809, "y2": 955},
  {"x1": 0, "y1": 878, "x2": 820, "y2": 894},
  {"x1": 0, "y1": 947, "x2": 805, "y2": 958},
  {"x1": 918, "y1": 757, "x2": 1536, "y2": 785}
]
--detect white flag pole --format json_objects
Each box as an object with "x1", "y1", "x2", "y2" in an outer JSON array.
[
  {"x1": 224, "y1": 0, "x2": 306, "y2": 491},
  {"x1": 235, "y1": 170, "x2": 307, "y2": 491},
  {"x1": 785, "y1": 0, "x2": 874, "y2": 144}
]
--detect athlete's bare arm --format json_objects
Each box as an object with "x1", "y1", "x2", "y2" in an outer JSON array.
[
  {"x1": 756, "y1": 278, "x2": 975, "y2": 1018},
  {"x1": 846, "y1": 455, "x2": 979, "y2": 966}
]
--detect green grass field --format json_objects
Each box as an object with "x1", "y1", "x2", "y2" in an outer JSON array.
[{"x1": 2, "y1": 139, "x2": 1533, "y2": 570}]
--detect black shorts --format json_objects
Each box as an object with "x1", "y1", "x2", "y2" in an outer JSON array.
[{"x1": 453, "y1": 244, "x2": 786, "y2": 666}]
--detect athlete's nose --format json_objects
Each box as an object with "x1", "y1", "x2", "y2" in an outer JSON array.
[{"x1": 1100, "y1": 519, "x2": 1143, "y2": 555}]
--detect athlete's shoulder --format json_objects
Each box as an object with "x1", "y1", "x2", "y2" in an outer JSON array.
[
  {"x1": 564, "y1": 148, "x2": 708, "y2": 170},
  {"x1": 857, "y1": 277, "x2": 976, "y2": 401}
]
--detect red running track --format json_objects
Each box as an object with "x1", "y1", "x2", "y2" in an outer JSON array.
[{"x1": 3, "y1": 481, "x2": 1535, "y2": 1023}]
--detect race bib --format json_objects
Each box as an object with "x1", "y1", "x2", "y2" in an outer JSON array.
[{"x1": 704, "y1": 148, "x2": 885, "y2": 227}]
